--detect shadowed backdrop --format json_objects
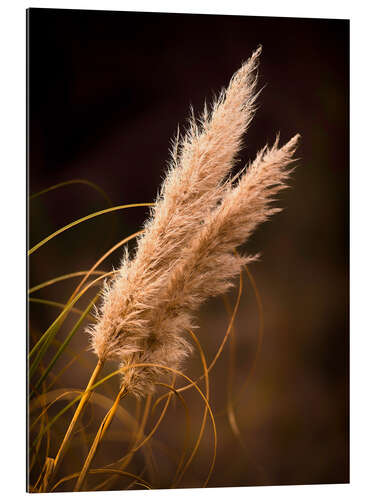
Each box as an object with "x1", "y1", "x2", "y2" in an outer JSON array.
[{"x1": 28, "y1": 8, "x2": 349, "y2": 489}]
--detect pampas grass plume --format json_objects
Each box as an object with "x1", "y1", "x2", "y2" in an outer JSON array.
[{"x1": 88, "y1": 47, "x2": 300, "y2": 397}]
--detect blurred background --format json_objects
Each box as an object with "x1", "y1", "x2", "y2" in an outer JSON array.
[{"x1": 28, "y1": 9, "x2": 349, "y2": 490}]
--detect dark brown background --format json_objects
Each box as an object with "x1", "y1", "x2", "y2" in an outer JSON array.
[{"x1": 28, "y1": 9, "x2": 349, "y2": 489}]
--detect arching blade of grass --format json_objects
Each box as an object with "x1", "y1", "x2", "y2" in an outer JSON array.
[
  {"x1": 94, "y1": 395, "x2": 153, "y2": 491},
  {"x1": 31, "y1": 397, "x2": 79, "y2": 451},
  {"x1": 28, "y1": 332, "x2": 51, "y2": 477},
  {"x1": 29, "y1": 297, "x2": 94, "y2": 320},
  {"x1": 151, "y1": 325, "x2": 212, "y2": 487},
  {"x1": 215, "y1": 264, "x2": 264, "y2": 417},
  {"x1": 46, "y1": 351, "x2": 86, "y2": 393},
  {"x1": 154, "y1": 383, "x2": 190, "y2": 485},
  {"x1": 30, "y1": 389, "x2": 139, "y2": 452},
  {"x1": 32, "y1": 361, "x2": 217, "y2": 478},
  {"x1": 28, "y1": 271, "x2": 116, "y2": 378},
  {"x1": 133, "y1": 381, "x2": 175, "y2": 456},
  {"x1": 30, "y1": 294, "x2": 100, "y2": 397},
  {"x1": 223, "y1": 294, "x2": 245, "y2": 447},
  {"x1": 29, "y1": 229, "x2": 141, "y2": 369},
  {"x1": 28, "y1": 270, "x2": 106, "y2": 295},
  {"x1": 75, "y1": 377, "x2": 176, "y2": 491},
  {"x1": 28, "y1": 203, "x2": 154, "y2": 256},
  {"x1": 30, "y1": 390, "x2": 81, "y2": 435},
  {"x1": 68, "y1": 230, "x2": 144, "y2": 301},
  {"x1": 226, "y1": 264, "x2": 264, "y2": 410},
  {"x1": 74, "y1": 385, "x2": 128, "y2": 491},
  {"x1": 172, "y1": 328, "x2": 210, "y2": 488},
  {"x1": 51, "y1": 468, "x2": 152, "y2": 493},
  {"x1": 29, "y1": 178, "x2": 113, "y2": 207}
]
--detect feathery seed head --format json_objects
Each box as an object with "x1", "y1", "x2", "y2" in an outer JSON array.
[{"x1": 87, "y1": 47, "x2": 300, "y2": 397}]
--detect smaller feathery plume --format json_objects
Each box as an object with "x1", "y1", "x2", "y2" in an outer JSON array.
[
  {"x1": 88, "y1": 49, "x2": 300, "y2": 397},
  {"x1": 119, "y1": 134, "x2": 300, "y2": 396}
]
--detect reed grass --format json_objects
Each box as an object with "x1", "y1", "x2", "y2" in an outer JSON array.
[{"x1": 28, "y1": 47, "x2": 299, "y2": 492}]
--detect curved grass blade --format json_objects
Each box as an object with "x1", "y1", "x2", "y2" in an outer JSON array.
[
  {"x1": 28, "y1": 270, "x2": 106, "y2": 295},
  {"x1": 29, "y1": 297, "x2": 94, "y2": 320},
  {"x1": 155, "y1": 383, "x2": 191, "y2": 484},
  {"x1": 32, "y1": 362, "x2": 216, "y2": 464},
  {"x1": 68, "y1": 230, "x2": 144, "y2": 302},
  {"x1": 28, "y1": 203, "x2": 153, "y2": 256},
  {"x1": 91, "y1": 396, "x2": 153, "y2": 491},
  {"x1": 30, "y1": 294, "x2": 100, "y2": 397},
  {"x1": 51, "y1": 468, "x2": 151, "y2": 492},
  {"x1": 29, "y1": 179, "x2": 113, "y2": 207},
  {"x1": 223, "y1": 294, "x2": 245, "y2": 447},
  {"x1": 28, "y1": 271, "x2": 116, "y2": 378},
  {"x1": 74, "y1": 385, "x2": 127, "y2": 491},
  {"x1": 172, "y1": 328, "x2": 212, "y2": 488},
  {"x1": 29, "y1": 230, "x2": 141, "y2": 374}
]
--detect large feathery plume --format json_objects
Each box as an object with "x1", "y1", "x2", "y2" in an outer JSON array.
[
  {"x1": 119, "y1": 134, "x2": 300, "y2": 396},
  {"x1": 89, "y1": 47, "x2": 262, "y2": 363},
  {"x1": 87, "y1": 48, "x2": 300, "y2": 398}
]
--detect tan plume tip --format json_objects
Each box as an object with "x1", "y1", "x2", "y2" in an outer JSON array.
[{"x1": 87, "y1": 47, "x2": 300, "y2": 397}]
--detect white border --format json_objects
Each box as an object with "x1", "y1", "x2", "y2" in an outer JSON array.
[{"x1": 1, "y1": 1, "x2": 374, "y2": 498}]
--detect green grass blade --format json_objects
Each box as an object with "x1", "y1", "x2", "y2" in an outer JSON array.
[
  {"x1": 28, "y1": 203, "x2": 154, "y2": 256},
  {"x1": 28, "y1": 270, "x2": 105, "y2": 295},
  {"x1": 29, "y1": 297, "x2": 92, "y2": 319},
  {"x1": 30, "y1": 295, "x2": 99, "y2": 397},
  {"x1": 29, "y1": 319, "x2": 64, "y2": 378},
  {"x1": 31, "y1": 396, "x2": 80, "y2": 450},
  {"x1": 28, "y1": 271, "x2": 115, "y2": 379}
]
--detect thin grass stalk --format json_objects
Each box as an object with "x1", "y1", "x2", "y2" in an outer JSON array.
[
  {"x1": 30, "y1": 390, "x2": 80, "y2": 436},
  {"x1": 73, "y1": 361, "x2": 218, "y2": 480},
  {"x1": 28, "y1": 297, "x2": 93, "y2": 319},
  {"x1": 28, "y1": 203, "x2": 152, "y2": 255},
  {"x1": 92, "y1": 395, "x2": 152, "y2": 491},
  {"x1": 29, "y1": 178, "x2": 113, "y2": 206},
  {"x1": 41, "y1": 359, "x2": 104, "y2": 491},
  {"x1": 29, "y1": 271, "x2": 115, "y2": 378},
  {"x1": 224, "y1": 295, "x2": 245, "y2": 447},
  {"x1": 172, "y1": 327, "x2": 210, "y2": 487},
  {"x1": 28, "y1": 270, "x2": 106, "y2": 295},
  {"x1": 31, "y1": 294, "x2": 99, "y2": 397},
  {"x1": 73, "y1": 385, "x2": 127, "y2": 491},
  {"x1": 29, "y1": 334, "x2": 51, "y2": 477},
  {"x1": 92, "y1": 386, "x2": 172, "y2": 491},
  {"x1": 51, "y1": 468, "x2": 151, "y2": 492},
  {"x1": 152, "y1": 384, "x2": 191, "y2": 485},
  {"x1": 68, "y1": 230, "x2": 144, "y2": 302}
]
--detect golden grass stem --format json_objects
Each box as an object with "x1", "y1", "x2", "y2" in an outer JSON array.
[
  {"x1": 28, "y1": 297, "x2": 95, "y2": 321},
  {"x1": 42, "y1": 359, "x2": 104, "y2": 491},
  {"x1": 172, "y1": 328, "x2": 210, "y2": 487},
  {"x1": 36, "y1": 457, "x2": 54, "y2": 493},
  {"x1": 93, "y1": 394, "x2": 153, "y2": 491},
  {"x1": 74, "y1": 385, "x2": 126, "y2": 491},
  {"x1": 28, "y1": 204, "x2": 152, "y2": 255},
  {"x1": 51, "y1": 467, "x2": 151, "y2": 492},
  {"x1": 68, "y1": 230, "x2": 144, "y2": 302},
  {"x1": 29, "y1": 178, "x2": 112, "y2": 206},
  {"x1": 223, "y1": 294, "x2": 245, "y2": 447},
  {"x1": 155, "y1": 383, "x2": 191, "y2": 485},
  {"x1": 28, "y1": 270, "x2": 106, "y2": 295}
]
